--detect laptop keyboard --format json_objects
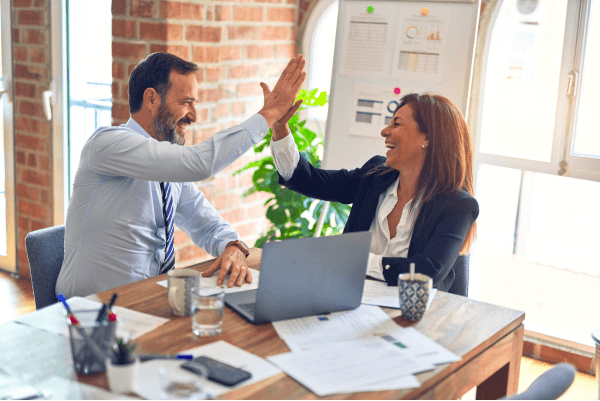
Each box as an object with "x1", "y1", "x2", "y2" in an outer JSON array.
[{"x1": 238, "y1": 302, "x2": 256, "y2": 317}]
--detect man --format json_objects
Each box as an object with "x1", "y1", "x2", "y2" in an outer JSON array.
[{"x1": 56, "y1": 52, "x2": 305, "y2": 298}]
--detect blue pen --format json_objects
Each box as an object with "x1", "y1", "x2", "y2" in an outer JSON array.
[{"x1": 138, "y1": 354, "x2": 193, "y2": 362}]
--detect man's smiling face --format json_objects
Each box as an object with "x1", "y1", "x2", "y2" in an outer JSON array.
[{"x1": 152, "y1": 71, "x2": 198, "y2": 145}]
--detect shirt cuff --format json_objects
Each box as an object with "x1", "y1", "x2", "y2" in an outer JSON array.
[
  {"x1": 240, "y1": 114, "x2": 270, "y2": 144},
  {"x1": 270, "y1": 132, "x2": 300, "y2": 182},
  {"x1": 366, "y1": 253, "x2": 385, "y2": 281}
]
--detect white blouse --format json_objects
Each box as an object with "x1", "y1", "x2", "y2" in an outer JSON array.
[{"x1": 271, "y1": 134, "x2": 418, "y2": 281}]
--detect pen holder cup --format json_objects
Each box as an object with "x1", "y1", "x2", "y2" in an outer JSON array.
[
  {"x1": 66, "y1": 310, "x2": 117, "y2": 375},
  {"x1": 398, "y1": 273, "x2": 433, "y2": 321}
]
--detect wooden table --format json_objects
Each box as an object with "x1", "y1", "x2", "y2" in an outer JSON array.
[{"x1": 79, "y1": 248, "x2": 525, "y2": 400}]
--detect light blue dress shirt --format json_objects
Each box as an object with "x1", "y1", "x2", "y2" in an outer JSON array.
[{"x1": 56, "y1": 114, "x2": 268, "y2": 298}]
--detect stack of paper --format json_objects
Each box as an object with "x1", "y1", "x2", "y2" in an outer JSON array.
[
  {"x1": 156, "y1": 268, "x2": 260, "y2": 294},
  {"x1": 361, "y1": 279, "x2": 437, "y2": 310},
  {"x1": 270, "y1": 305, "x2": 459, "y2": 396},
  {"x1": 14, "y1": 296, "x2": 169, "y2": 340}
]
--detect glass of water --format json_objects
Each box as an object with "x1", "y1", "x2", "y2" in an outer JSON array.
[{"x1": 192, "y1": 286, "x2": 224, "y2": 337}]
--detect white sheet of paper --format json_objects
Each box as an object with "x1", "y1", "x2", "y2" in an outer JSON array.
[
  {"x1": 339, "y1": 2, "x2": 396, "y2": 78},
  {"x1": 391, "y1": 4, "x2": 452, "y2": 83},
  {"x1": 349, "y1": 84, "x2": 419, "y2": 139},
  {"x1": 36, "y1": 376, "x2": 136, "y2": 400},
  {"x1": 13, "y1": 296, "x2": 169, "y2": 340},
  {"x1": 361, "y1": 280, "x2": 437, "y2": 311},
  {"x1": 272, "y1": 304, "x2": 400, "y2": 352},
  {"x1": 133, "y1": 340, "x2": 281, "y2": 399},
  {"x1": 156, "y1": 268, "x2": 260, "y2": 294},
  {"x1": 267, "y1": 339, "x2": 432, "y2": 396}
]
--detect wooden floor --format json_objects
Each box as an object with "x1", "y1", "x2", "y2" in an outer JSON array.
[{"x1": 1, "y1": 270, "x2": 596, "y2": 399}]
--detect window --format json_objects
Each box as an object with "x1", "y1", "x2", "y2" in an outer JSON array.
[
  {"x1": 0, "y1": 0, "x2": 16, "y2": 273},
  {"x1": 302, "y1": 0, "x2": 339, "y2": 124},
  {"x1": 474, "y1": 0, "x2": 600, "y2": 346}
]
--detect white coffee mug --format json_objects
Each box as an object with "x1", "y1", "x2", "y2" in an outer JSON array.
[{"x1": 167, "y1": 269, "x2": 200, "y2": 316}]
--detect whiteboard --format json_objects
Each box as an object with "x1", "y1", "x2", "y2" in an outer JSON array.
[{"x1": 322, "y1": 0, "x2": 480, "y2": 170}]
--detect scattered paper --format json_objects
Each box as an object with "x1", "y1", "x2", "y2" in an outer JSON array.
[
  {"x1": 13, "y1": 297, "x2": 169, "y2": 340},
  {"x1": 272, "y1": 304, "x2": 399, "y2": 352},
  {"x1": 267, "y1": 339, "x2": 431, "y2": 396},
  {"x1": 391, "y1": 4, "x2": 452, "y2": 83},
  {"x1": 361, "y1": 280, "x2": 437, "y2": 310},
  {"x1": 133, "y1": 340, "x2": 281, "y2": 399},
  {"x1": 339, "y1": 2, "x2": 396, "y2": 78},
  {"x1": 156, "y1": 268, "x2": 260, "y2": 294},
  {"x1": 36, "y1": 376, "x2": 135, "y2": 400}
]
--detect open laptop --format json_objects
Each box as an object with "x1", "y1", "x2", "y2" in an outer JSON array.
[{"x1": 225, "y1": 231, "x2": 372, "y2": 324}]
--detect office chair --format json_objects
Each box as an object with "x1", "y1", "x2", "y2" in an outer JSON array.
[
  {"x1": 447, "y1": 254, "x2": 469, "y2": 297},
  {"x1": 25, "y1": 225, "x2": 65, "y2": 310},
  {"x1": 503, "y1": 363, "x2": 576, "y2": 400}
]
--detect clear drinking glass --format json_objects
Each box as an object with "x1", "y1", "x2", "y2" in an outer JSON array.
[
  {"x1": 192, "y1": 286, "x2": 224, "y2": 337},
  {"x1": 158, "y1": 365, "x2": 207, "y2": 400}
]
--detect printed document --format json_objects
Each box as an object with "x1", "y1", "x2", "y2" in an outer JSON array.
[
  {"x1": 361, "y1": 280, "x2": 437, "y2": 310},
  {"x1": 13, "y1": 296, "x2": 169, "y2": 339},
  {"x1": 268, "y1": 339, "x2": 432, "y2": 396},
  {"x1": 391, "y1": 4, "x2": 452, "y2": 83},
  {"x1": 339, "y1": 2, "x2": 396, "y2": 78},
  {"x1": 156, "y1": 268, "x2": 260, "y2": 294}
]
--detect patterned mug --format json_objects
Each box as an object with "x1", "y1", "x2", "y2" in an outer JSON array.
[
  {"x1": 398, "y1": 272, "x2": 433, "y2": 321},
  {"x1": 167, "y1": 269, "x2": 200, "y2": 316}
]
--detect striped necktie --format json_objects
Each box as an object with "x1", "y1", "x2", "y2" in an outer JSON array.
[{"x1": 159, "y1": 182, "x2": 175, "y2": 274}]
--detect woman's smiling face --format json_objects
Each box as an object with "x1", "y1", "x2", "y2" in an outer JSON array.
[{"x1": 381, "y1": 104, "x2": 428, "y2": 171}]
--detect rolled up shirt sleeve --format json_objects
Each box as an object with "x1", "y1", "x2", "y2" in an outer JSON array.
[
  {"x1": 270, "y1": 132, "x2": 300, "y2": 182},
  {"x1": 366, "y1": 252, "x2": 385, "y2": 281},
  {"x1": 88, "y1": 114, "x2": 269, "y2": 182}
]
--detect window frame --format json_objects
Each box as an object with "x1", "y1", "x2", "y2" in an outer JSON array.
[{"x1": 0, "y1": 0, "x2": 17, "y2": 274}]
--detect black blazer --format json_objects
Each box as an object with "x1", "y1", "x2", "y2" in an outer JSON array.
[{"x1": 278, "y1": 155, "x2": 479, "y2": 292}]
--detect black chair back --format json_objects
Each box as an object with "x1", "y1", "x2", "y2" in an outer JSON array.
[{"x1": 448, "y1": 254, "x2": 469, "y2": 297}]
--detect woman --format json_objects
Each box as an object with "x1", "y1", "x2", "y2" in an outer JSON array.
[{"x1": 269, "y1": 93, "x2": 478, "y2": 293}]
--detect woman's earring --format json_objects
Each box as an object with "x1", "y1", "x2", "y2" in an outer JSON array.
[{"x1": 422, "y1": 144, "x2": 425, "y2": 149}]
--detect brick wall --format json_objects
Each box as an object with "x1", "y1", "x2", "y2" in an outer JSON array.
[
  {"x1": 11, "y1": 0, "x2": 53, "y2": 279},
  {"x1": 111, "y1": 0, "x2": 305, "y2": 267}
]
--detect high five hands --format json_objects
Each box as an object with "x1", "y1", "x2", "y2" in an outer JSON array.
[{"x1": 258, "y1": 55, "x2": 306, "y2": 129}]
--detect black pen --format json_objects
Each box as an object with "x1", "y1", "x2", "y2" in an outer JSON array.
[
  {"x1": 95, "y1": 303, "x2": 108, "y2": 322},
  {"x1": 107, "y1": 293, "x2": 118, "y2": 313},
  {"x1": 138, "y1": 354, "x2": 193, "y2": 362}
]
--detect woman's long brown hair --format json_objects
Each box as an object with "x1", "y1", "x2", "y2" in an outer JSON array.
[{"x1": 376, "y1": 93, "x2": 477, "y2": 254}]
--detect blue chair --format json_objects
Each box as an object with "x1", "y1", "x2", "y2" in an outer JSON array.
[
  {"x1": 504, "y1": 363, "x2": 576, "y2": 400},
  {"x1": 448, "y1": 254, "x2": 469, "y2": 297},
  {"x1": 25, "y1": 225, "x2": 65, "y2": 309}
]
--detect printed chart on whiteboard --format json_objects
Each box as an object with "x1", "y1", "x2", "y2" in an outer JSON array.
[
  {"x1": 350, "y1": 84, "x2": 418, "y2": 139},
  {"x1": 392, "y1": 4, "x2": 452, "y2": 83},
  {"x1": 339, "y1": 2, "x2": 396, "y2": 79}
]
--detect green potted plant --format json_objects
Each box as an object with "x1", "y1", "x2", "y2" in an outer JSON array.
[
  {"x1": 106, "y1": 337, "x2": 139, "y2": 393},
  {"x1": 235, "y1": 89, "x2": 351, "y2": 247}
]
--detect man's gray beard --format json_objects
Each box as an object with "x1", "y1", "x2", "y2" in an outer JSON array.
[{"x1": 153, "y1": 102, "x2": 185, "y2": 145}]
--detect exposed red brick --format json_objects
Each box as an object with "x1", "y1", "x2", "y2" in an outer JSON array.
[
  {"x1": 229, "y1": 64, "x2": 259, "y2": 79},
  {"x1": 14, "y1": 46, "x2": 27, "y2": 62},
  {"x1": 39, "y1": 155, "x2": 50, "y2": 170},
  {"x1": 276, "y1": 44, "x2": 297, "y2": 59},
  {"x1": 13, "y1": 0, "x2": 32, "y2": 6},
  {"x1": 226, "y1": 26, "x2": 255, "y2": 41},
  {"x1": 221, "y1": 208, "x2": 245, "y2": 224},
  {"x1": 19, "y1": 100, "x2": 44, "y2": 118},
  {"x1": 140, "y1": 22, "x2": 184, "y2": 41},
  {"x1": 16, "y1": 134, "x2": 44, "y2": 151},
  {"x1": 193, "y1": 46, "x2": 220, "y2": 63},
  {"x1": 237, "y1": 82, "x2": 263, "y2": 97},
  {"x1": 16, "y1": 151, "x2": 26, "y2": 165},
  {"x1": 130, "y1": 0, "x2": 155, "y2": 18},
  {"x1": 17, "y1": 184, "x2": 39, "y2": 202},
  {"x1": 234, "y1": 6, "x2": 263, "y2": 22},
  {"x1": 112, "y1": 103, "x2": 130, "y2": 121},
  {"x1": 13, "y1": 28, "x2": 20, "y2": 44},
  {"x1": 259, "y1": 26, "x2": 288, "y2": 41},
  {"x1": 214, "y1": 5, "x2": 231, "y2": 21},
  {"x1": 149, "y1": 44, "x2": 190, "y2": 60},
  {"x1": 206, "y1": 67, "x2": 220, "y2": 82},
  {"x1": 18, "y1": 10, "x2": 43, "y2": 25},
  {"x1": 213, "y1": 192, "x2": 241, "y2": 209},
  {"x1": 219, "y1": 46, "x2": 242, "y2": 61},
  {"x1": 18, "y1": 217, "x2": 30, "y2": 232},
  {"x1": 246, "y1": 45, "x2": 272, "y2": 59},
  {"x1": 112, "y1": 62, "x2": 125, "y2": 80},
  {"x1": 291, "y1": 27, "x2": 297, "y2": 41},
  {"x1": 28, "y1": 47, "x2": 45, "y2": 63},
  {"x1": 233, "y1": 221, "x2": 258, "y2": 237},
  {"x1": 186, "y1": 26, "x2": 221, "y2": 43},
  {"x1": 267, "y1": 7, "x2": 295, "y2": 22},
  {"x1": 112, "y1": 0, "x2": 127, "y2": 16},
  {"x1": 112, "y1": 42, "x2": 147, "y2": 60},
  {"x1": 18, "y1": 200, "x2": 48, "y2": 220},
  {"x1": 232, "y1": 102, "x2": 245, "y2": 115},
  {"x1": 24, "y1": 30, "x2": 45, "y2": 45},
  {"x1": 113, "y1": 19, "x2": 137, "y2": 39},
  {"x1": 216, "y1": 103, "x2": 230, "y2": 118},
  {"x1": 198, "y1": 88, "x2": 221, "y2": 103},
  {"x1": 159, "y1": 1, "x2": 203, "y2": 19}
]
